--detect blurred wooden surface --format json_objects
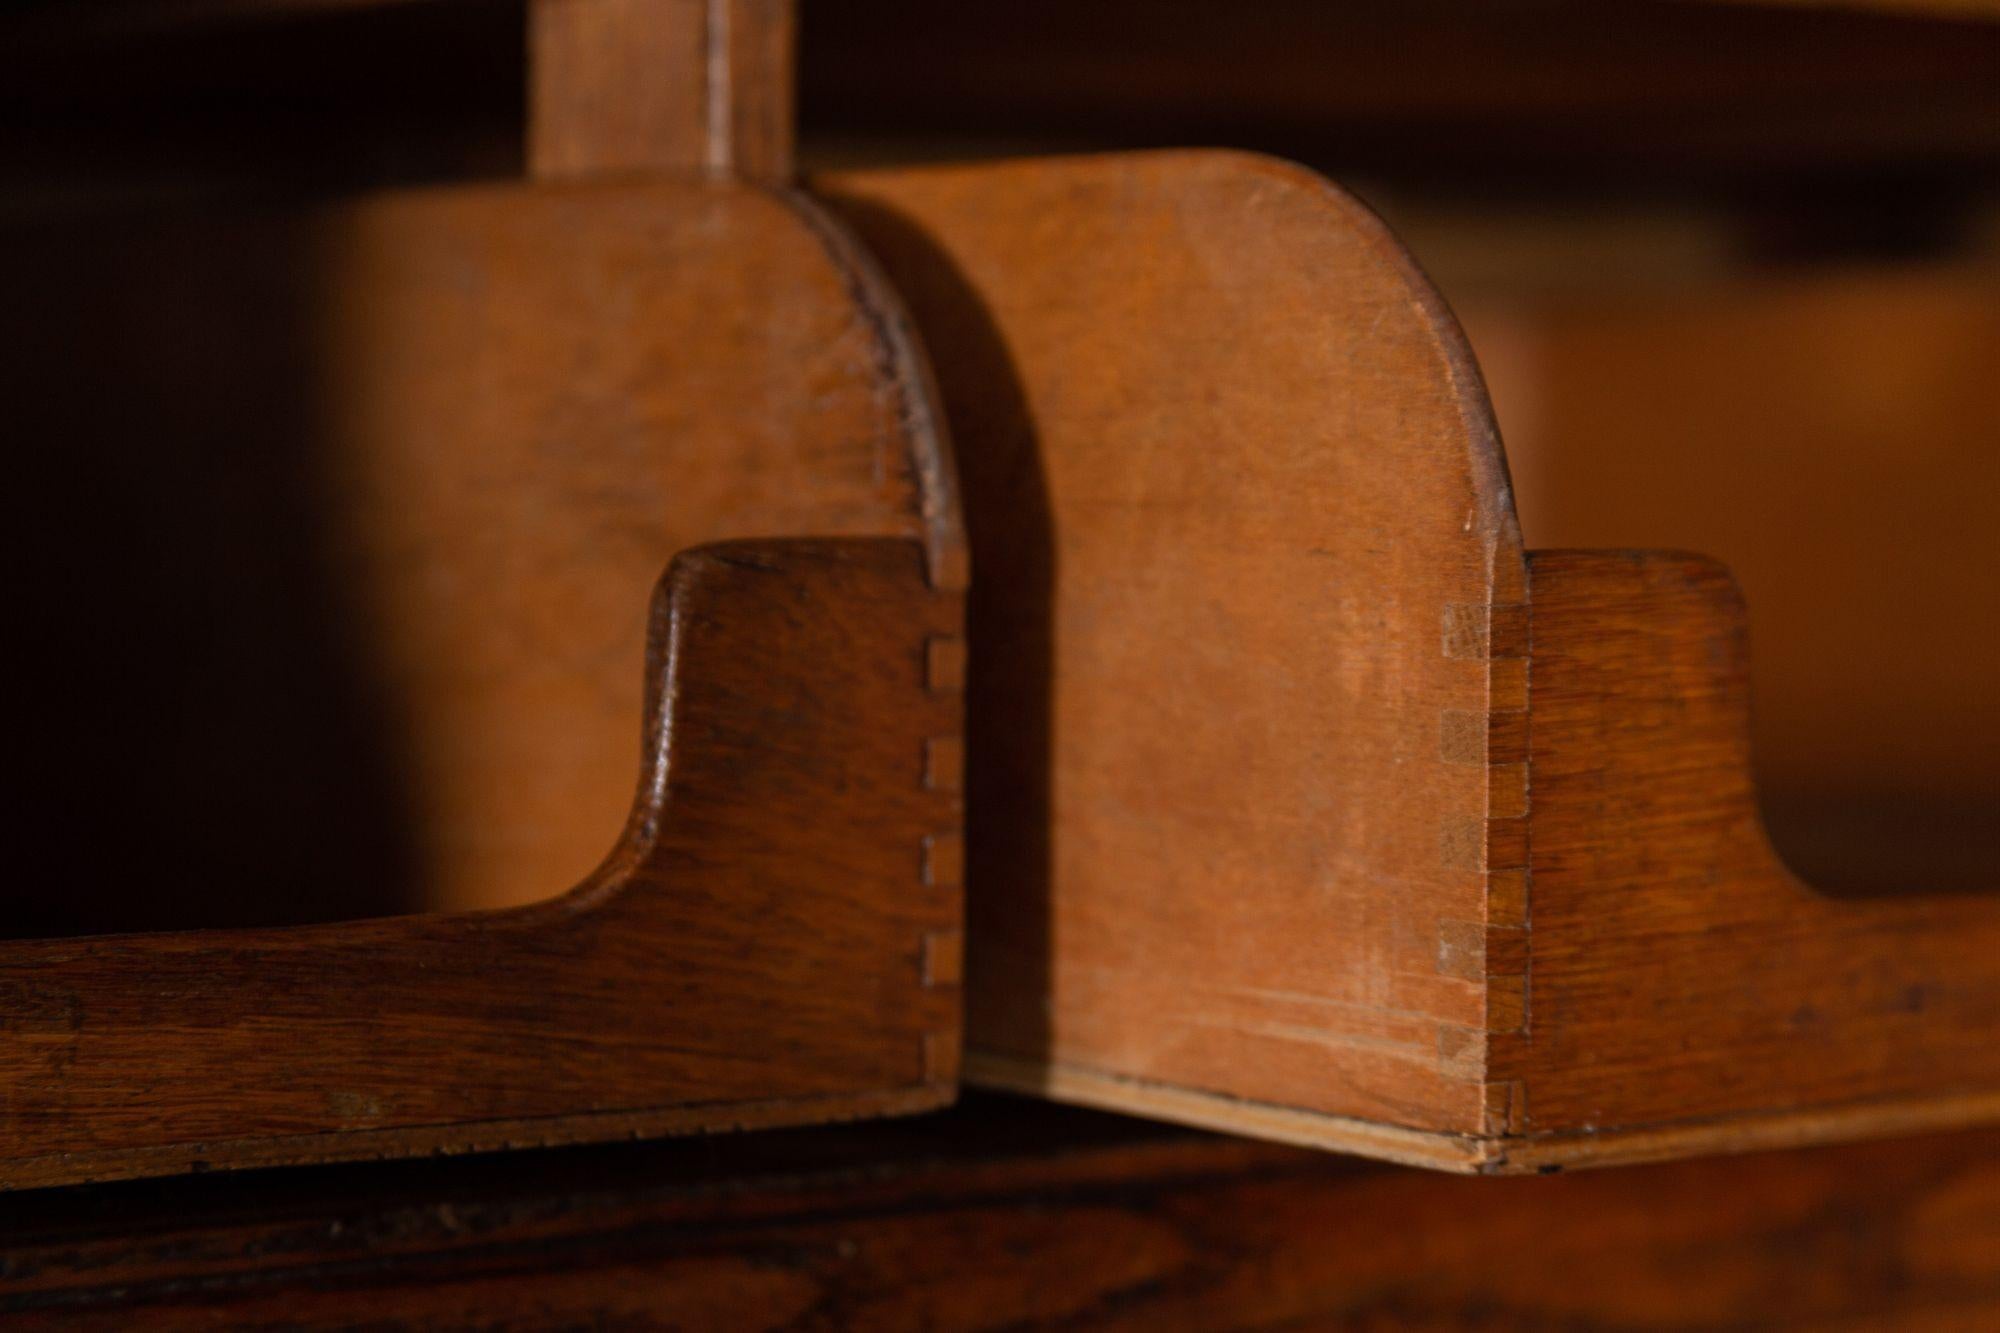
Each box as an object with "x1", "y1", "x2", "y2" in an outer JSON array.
[
  {"x1": 529, "y1": 0, "x2": 794, "y2": 182},
  {"x1": 1461, "y1": 265, "x2": 1999, "y2": 895},
  {"x1": 0, "y1": 537, "x2": 964, "y2": 1190},
  {"x1": 3, "y1": 1095, "x2": 1996, "y2": 1329}
]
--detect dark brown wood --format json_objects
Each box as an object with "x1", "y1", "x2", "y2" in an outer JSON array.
[
  {"x1": 820, "y1": 149, "x2": 2000, "y2": 1171},
  {"x1": 1505, "y1": 551, "x2": 1999, "y2": 1165},
  {"x1": 799, "y1": 0, "x2": 2000, "y2": 181},
  {"x1": 2, "y1": 1097, "x2": 1995, "y2": 1329},
  {"x1": 3, "y1": 135, "x2": 966, "y2": 1184},
  {"x1": 0, "y1": 537, "x2": 962, "y2": 1190},
  {"x1": 7, "y1": 0, "x2": 1996, "y2": 220}
]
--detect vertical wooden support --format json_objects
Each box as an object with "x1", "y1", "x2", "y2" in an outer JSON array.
[{"x1": 529, "y1": 0, "x2": 795, "y2": 183}]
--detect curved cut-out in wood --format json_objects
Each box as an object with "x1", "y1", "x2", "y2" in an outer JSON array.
[
  {"x1": 1, "y1": 538, "x2": 961, "y2": 1191},
  {"x1": 0, "y1": 176, "x2": 966, "y2": 1188},
  {"x1": 8, "y1": 177, "x2": 962, "y2": 927},
  {"x1": 821, "y1": 149, "x2": 2000, "y2": 1172}
]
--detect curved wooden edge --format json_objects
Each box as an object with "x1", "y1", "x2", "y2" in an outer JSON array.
[
  {"x1": 820, "y1": 149, "x2": 1529, "y2": 1146},
  {"x1": 0, "y1": 536, "x2": 964, "y2": 1191},
  {"x1": 1506, "y1": 549, "x2": 2000, "y2": 1154},
  {"x1": 780, "y1": 183, "x2": 968, "y2": 596},
  {"x1": 825, "y1": 150, "x2": 1992, "y2": 1170}
]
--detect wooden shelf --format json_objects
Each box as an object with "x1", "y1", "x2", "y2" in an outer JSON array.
[
  {"x1": 821, "y1": 148, "x2": 2000, "y2": 1172},
  {"x1": 0, "y1": 170, "x2": 966, "y2": 1187}
]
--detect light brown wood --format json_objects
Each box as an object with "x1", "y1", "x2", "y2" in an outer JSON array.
[
  {"x1": 530, "y1": 0, "x2": 794, "y2": 183},
  {"x1": 821, "y1": 148, "x2": 2000, "y2": 1171},
  {"x1": 823, "y1": 150, "x2": 1524, "y2": 1146}
]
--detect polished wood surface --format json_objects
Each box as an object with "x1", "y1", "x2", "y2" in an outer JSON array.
[
  {"x1": 1512, "y1": 551, "x2": 1999, "y2": 1165},
  {"x1": 4, "y1": 1096, "x2": 1995, "y2": 1329},
  {"x1": 1, "y1": 537, "x2": 962, "y2": 1190},
  {"x1": 823, "y1": 149, "x2": 2000, "y2": 1170},
  {"x1": 824, "y1": 150, "x2": 1525, "y2": 1157},
  {"x1": 4, "y1": 64, "x2": 970, "y2": 1179}
]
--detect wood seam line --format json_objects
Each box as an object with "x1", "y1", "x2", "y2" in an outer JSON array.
[
  {"x1": 918, "y1": 619, "x2": 965, "y2": 1079},
  {"x1": 1436, "y1": 602, "x2": 1533, "y2": 1131},
  {"x1": 919, "y1": 617, "x2": 964, "y2": 1121}
]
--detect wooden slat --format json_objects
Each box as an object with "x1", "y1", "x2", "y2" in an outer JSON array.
[{"x1": 821, "y1": 149, "x2": 2000, "y2": 1171}]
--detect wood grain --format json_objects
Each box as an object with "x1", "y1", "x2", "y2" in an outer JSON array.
[
  {"x1": 822, "y1": 149, "x2": 2000, "y2": 1170},
  {"x1": 822, "y1": 150, "x2": 1526, "y2": 1144},
  {"x1": 3, "y1": 1097, "x2": 1995, "y2": 1329},
  {"x1": 1, "y1": 169, "x2": 968, "y2": 1184},
  {"x1": 0, "y1": 537, "x2": 962, "y2": 1190},
  {"x1": 1507, "y1": 551, "x2": 2000, "y2": 1159}
]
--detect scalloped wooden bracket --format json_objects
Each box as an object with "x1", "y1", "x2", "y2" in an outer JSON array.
[
  {"x1": 2, "y1": 0, "x2": 968, "y2": 1187},
  {"x1": 822, "y1": 149, "x2": 2000, "y2": 1173},
  {"x1": 0, "y1": 537, "x2": 962, "y2": 1191}
]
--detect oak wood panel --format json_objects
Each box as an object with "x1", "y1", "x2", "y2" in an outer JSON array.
[
  {"x1": 2, "y1": 165, "x2": 969, "y2": 1184},
  {"x1": 822, "y1": 150, "x2": 2000, "y2": 1170},
  {"x1": 1506, "y1": 551, "x2": 2000, "y2": 1157},
  {"x1": 2, "y1": 1097, "x2": 1995, "y2": 1329},
  {"x1": 822, "y1": 150, "x2": 1528, "y2": 1148},
  {"x1": 1, "y1": 537, "x2": 962, "y2": 1190}
]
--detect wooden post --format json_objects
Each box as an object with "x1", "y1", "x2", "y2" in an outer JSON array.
[{"x1": 528, "y1": 0, "x2": 795, "y2": 183}]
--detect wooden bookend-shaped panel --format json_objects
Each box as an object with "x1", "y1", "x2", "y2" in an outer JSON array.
[
  {"x1": 0, "y1": 177, "x2": 967, "y2": 1188},
  {"x1": 821, "y1": 150, "x2": 2000, "y2": 1171},
  {"x1": 1, "y1": 538, "x2": 962, "y2": 1190},
  {"x1": 1509, "y1": 552, "x2": 2000, "y2": 1170},
  {"x1": 822, "y1": 151, "x2": 1526, "y2": 1164}
]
